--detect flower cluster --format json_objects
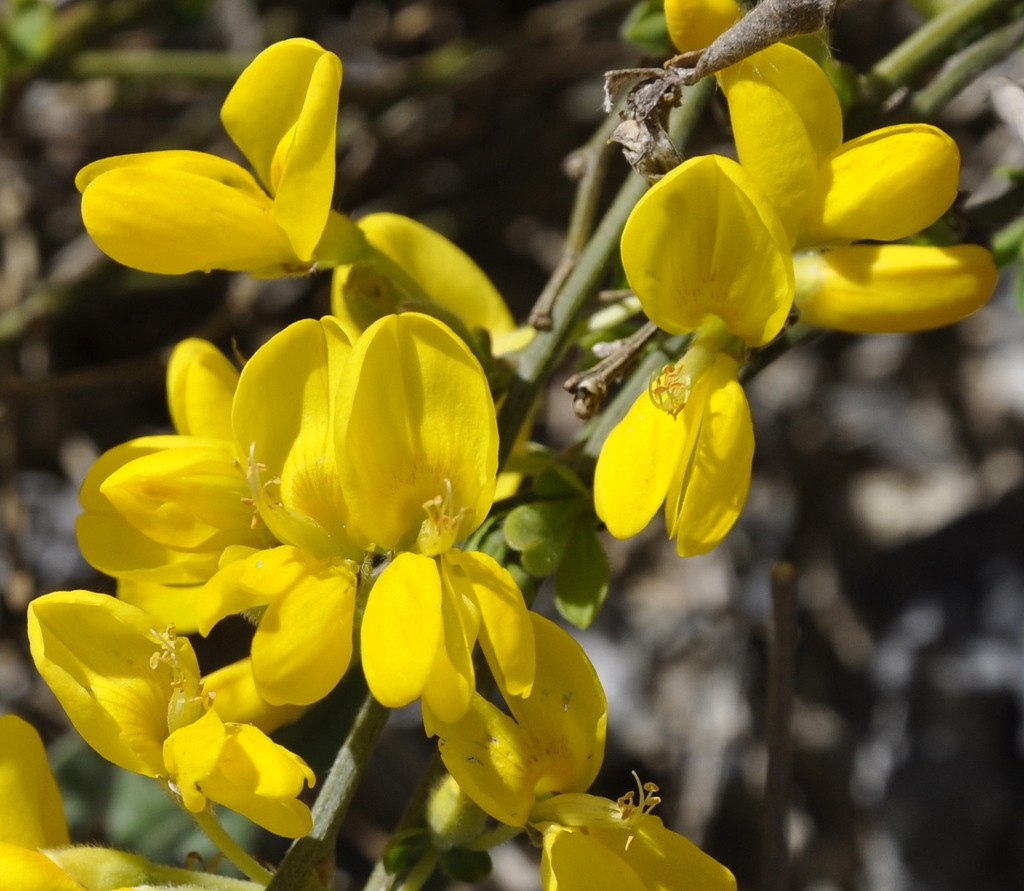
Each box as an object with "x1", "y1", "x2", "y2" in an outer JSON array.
[
  {"x1": 15, "y1": 4, "x2": 1004, "y2": 890},
  {"x1": 594, "y1": 0, "x2": 997, "y2": 556}
]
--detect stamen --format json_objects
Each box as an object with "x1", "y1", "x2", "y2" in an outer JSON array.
[
  {"x1": 649, "y1": 363, "x2": 691, "y2": 418},
  {"x1": 415, "y1": 478, "x2": 471, "y2": 557}
]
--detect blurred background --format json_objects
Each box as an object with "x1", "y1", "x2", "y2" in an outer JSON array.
[{"x1": 3, "y1": 1, "x2": 1024, "y2": 888}]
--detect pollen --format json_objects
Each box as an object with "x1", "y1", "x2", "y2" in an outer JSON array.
[{"x1": 649, "y1": 362, "x2": 691, "y2": 418}]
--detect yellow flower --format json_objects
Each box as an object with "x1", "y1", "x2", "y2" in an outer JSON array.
[
  {"x1": 197, "y1": 312, "x2": 533, "y2": 718},
  {"x1": 664, "y1": 0, "x2": 740, "y2": 54},
  {"x1": 600, "y1": 154, "x2": 779, "y2": 556},
  {"x1": 76, "y1": 38, "x2": 365, "y2": 276},
  {"x1": 28, "y1": 591, "x2": 315, "y2": 838},
  {"x1": 595, "y1": 353, "x2": 753, "y2": 557},
  {"x1": 620, "y1": 154, "x2": 793, "y2": 348},
  {"x1": 335, "y1": 312, "x2": 534, "y2": 721},
  {"x1": 430, "y1": 614, "x2": 734, "y2": 890},
  {"x1": 77, "y1": 338, "x2": 272, "y2": 633},
  {"x1": 331, "y1": 212, "x2": 533, "y2": 355},
  {"x1": 716, "y1": 41, "x2": 995, "y2": 330}
]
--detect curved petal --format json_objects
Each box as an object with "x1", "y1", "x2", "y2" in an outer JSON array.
[
  {"x1": 221, "y1": 39, "x2": 338, "y2": 199},
  {"x1": 233, "y1": 317, "x2": 358, "y2": 558},
  {"x1": 99, "y1": 442, "x2": 258, "y2": 552},
  {"x1": 270, "y1": 52, "x2": 343, "y2": 259},
  {"x1": 333, "y1": 213, "x2": 521, "y2": 349},
  {"x1": 27, "y1": 591, "x2": 201, "y2": 778},
  {"x1": 420, "y1": 586, "x2": 477, "y2": 725},
  {"x1": 665, "y1": 354, "x2": 753, "y2": 556},
  {"x1": 336, "y1": 313, "x2": 498, "y2": 551},
  {"x1": 433, "y1": 695, "x2": 538, "y2": 827},
  {"x1": 0, "y1": 715, "x2": 69, "y2": 848},
  {"x1": 621, "y1": 155, "x2": 793, "y2": 346},
  {"x1": 77, "y1": 437, "x2": 225, "y2": 585},
  {"x1": 250, "y1": 556, "x2": 356, "y2": 706},
  {"x1": 802, "y1": 124, "x2": 960, "y2": 246},
  {"x1": 444, "y1": 550, "x2": 535, "y2": 700},
  {"x1": 80, "y1": 165, "x2": 300, "y2": 275},
  {"x1": 198, "y1": 545, "x2": 306, "y2": 636},
  {"x1": 167, "y1": 338, "x2": 238, "y2": 440},
  {"x1": 540, "y1": 824, "x2": 647, "y2": 891},
  {"x1": 116, "y1": 578, "x2": 202, "y2": 635},
  {"x1": 362, "y1": 553, "x2": 444, "y2": 708},
  {"x1": 594, "y1": 389, "x2": 691, "y2": 540},
  {"x1": 506, "y1": 614, "x2": 606, "y2": 797},
  {"x1": 665, "y1": 0, "x2": 740, "y2": 53},
  {"x1": 719, "y1": 44, "x2": 841, "y2": 241},
  {"x1": 795, "y1": 244, "x2": 997, "y2": 333},
  {"x1": 205, "y1": 658, "x2": 305, "y2": 734},
  {"x1": 165, "y1": 711, "x2": 314, "y2": 837}
]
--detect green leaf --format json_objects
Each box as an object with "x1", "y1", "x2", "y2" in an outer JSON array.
[
  {"x1": 555, "y1": 521, "x2": 610, "y2": 629},
  {"x1": 504, "y1": 499, "x2": 582, "y2": 577},
  {"x1": 439, "y1": 847, "x2": 493, "y2": 883},
  {"x1": 534, "y1": 464, "x2": 587, "y2": 499},
  {"x1": 620, "y1": 0, "x2": 673, "y2": 57},
  {"x1": 382, "y1": 828, "x2": 432, "y2": 875},
  {"x1": 4, "y1": 0, "x2": 54, "y2": 66}
]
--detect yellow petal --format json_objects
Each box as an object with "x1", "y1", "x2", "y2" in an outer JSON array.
[
  {"x1": 166, "y1": 338, "x2": 238, "y2": 440},
  {"x1": 27, "y1": 591, "x2": 201, "y2": 777},
  {"x1": 79, "y1": 161, "x2": 299, "y2": 275},
  {"x1": 620, "y1": 155, "x2": 793, "y2": 347},
  {"x1": 232, "y1": 317, "x2": 358, "y2": 558},
  {"x1": 802, "y1": 124, "x2": 960, "y2": 246},
  {"x1": 540, "y1": 824, "x2": 647, "y2": 891},
  {"x1": 116, "y1": 578, "x2": 202, "y2": 635},
  {"x1": 443, "y1": 550, "x2": 535, "y2": 699},
  {"x1": 719, "y1": 44, "x2": 842, "y2": 241},
  {"x1": 507, "y1": 614, "x2": 606, "y2": 797},
  {"x1": 540, "y1": 813, "x2": 736, "y2": 891},
  {"x1": 665, "y1": 354, "x2": 753, "y2": 556},
  {"x1": 0, "y1": 843, "x2": 84, "y2": 891},
  {"x1": 269, "y1": 52, "x2": 343, "y2": 259},
  {"x1": 664, "y1": 0, "x2": 740, "y2": 53},
  {"x1": 336, "y1": 313, "x2": 498, "y2": 550},
  {"x1": 99, "y1": 442, "x2": 257, "y2": 552},
  {"x1": 165, "y1": 711, "x2": 314, "y2": 837},
  {"x1": 362, "y1": 553, "x2": 443, "y2": 709},
  {"x1": 77, "y1": 437, "x2": 224, "y2": 585},
  {"x1": 197, "y1": 545, "x2": 300, "y2": 635},
  {"x1": 0, "y1": 715, "x2": 69, "y2": 848},
  {"x1": 594, "y1": 390, "x2": 691, "y2": 540},
  {"x1": 205, "y1": 658, "x2": 305, "y2": 734},
  {"x1": 332, "y1": 213, "x2": 521, "y2": 350},
  {"x1": 221, "y1": 39, "x2": 338, "y2": 198},
  {"x1": 249, "y1": 556, "x2": 356, "y2": 706},
  {"x1": 420, "y1": 560, "x2": 481, "y2": 724},
  {"x1": 795, "y1": 244, "x2": 997, "y2": 333},
  {"x1": 433, "y1": 694, "x2": 538, "y2": 827}
]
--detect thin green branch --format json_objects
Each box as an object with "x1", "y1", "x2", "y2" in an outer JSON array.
[
  {"x1": 904, "y1": 14, "x2": 1024, "y2": 120},
  {"x1": 69, "y1": 49, "x2": 253, "y2": 81},
  {"x1": 190, "y1": 809, "x2": 274, "y2": 885},
  {"x1": 497, "y1": 77, "x2": 715, "y2": 467},
  {"x1": 856, "y1": 0, "x2": 1022, "y2": 115},
  {"x1": 266, "y1": 677, "x2": 390, "y2": 891}
]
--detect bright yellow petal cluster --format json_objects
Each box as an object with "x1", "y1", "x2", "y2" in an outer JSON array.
[
  {"x1": 76, "y1": 338, "x2": 272, "y2": 633},
  {"x1": 28, "y1": 591, "x2": 315, "y2": 838},
  {"x1": 431, "y1": 614, "x2": 732, "y2": 890},
  {"x1": 717, "y1": 42, "x2": 995, "y2": 331},
  {"x1": 76, "y1": 39, "x2": 366, "y2": 277}
]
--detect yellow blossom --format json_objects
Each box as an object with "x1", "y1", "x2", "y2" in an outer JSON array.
[
  {"x1": 76, "y1": 38, "x2": 366, "y2": 276},
  {"x1": 28, "y1": 591, "x2": 315, "y2": 838}
]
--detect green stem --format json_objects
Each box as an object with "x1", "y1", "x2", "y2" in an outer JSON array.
[
  {"x1": 266, "y1": 678, "x2": 391, "y2": 891},
  {"x1": 190, "y1": 808, "x2": 274, "y2": 885},
  {"x1": 497, "y1": 77, "x2": 715, "y2": 467},
  {"x1": 856, "y1": 0, "x2": 1022, "y2": 114},
  {"x1": 903, "y1": 14, "x2": 1024, "y2": 120},
  {"x1": 391, "y1": 849, "x2": 439, "y2": 891}
]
